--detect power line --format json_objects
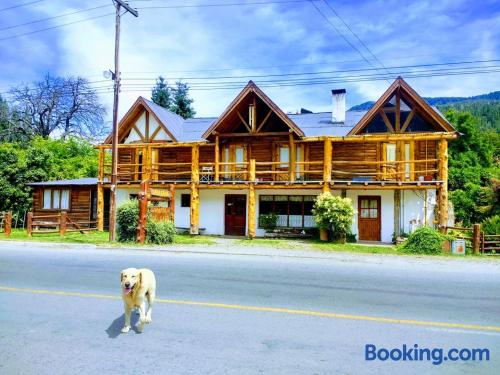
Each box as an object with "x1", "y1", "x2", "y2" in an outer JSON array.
[
  {"x1": 0, "y1": 4, "x2": 112, "y2": 32},
  {"x1": 307, "y1": 0, "x2": 390, "y2": 82},
  {"x1": 134, "y1": 0, "x2": 312, "y2": 10},
  {"x1": 0, "y1": 0, "x2": 43, "y2": 13},
  {"x1": 321, "y1": 0, "x2": 391, "y2": 75},
  {"x1": 0, "y1": 12, "x2": 115, "y2": 42},
  {"x1": 119, "y1": 59, "x2": 500, "y2": 81}
]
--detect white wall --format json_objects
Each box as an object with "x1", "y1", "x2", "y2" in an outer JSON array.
[
  {"x1": 173, "y1": 189, "x2": 191, "y2": 229},
  {"x1": 401, "y1": 189, "x2": 436, "y2": 234},
  {"x1": 116, "y1": 187, "x2": 139, "y2": 207}
]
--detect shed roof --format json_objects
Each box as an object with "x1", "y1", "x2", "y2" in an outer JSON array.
[{"x1": 28, "y1": 178, "x2": 99, "y2": 186}]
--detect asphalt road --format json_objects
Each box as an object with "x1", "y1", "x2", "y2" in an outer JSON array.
[{"x1": 0, "y1": 242, "x2": 499, "y2": 375}]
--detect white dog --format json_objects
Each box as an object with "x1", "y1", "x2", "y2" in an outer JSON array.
[{"x1": 120, "y1": 268, "x2": 156, "y2": 333}]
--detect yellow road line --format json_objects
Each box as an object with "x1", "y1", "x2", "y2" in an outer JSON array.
[{"x1": 1, "y1": 285, "x2": 499, "y2": 333}]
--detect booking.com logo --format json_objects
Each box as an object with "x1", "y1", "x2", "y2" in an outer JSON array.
[{"x1": 365, "y1": 344, "x2": 490, "y2": 365}]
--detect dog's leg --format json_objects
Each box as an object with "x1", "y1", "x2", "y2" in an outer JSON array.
[
  {"x1": 121, "y1": 303, "x2": 131, "y2": 333},
  {"x1": 145, "y1": 290, "x2": 155, "y2": 323},
  {"x1": 137, "y1": 298, "x2": 147, "y2": 332}
]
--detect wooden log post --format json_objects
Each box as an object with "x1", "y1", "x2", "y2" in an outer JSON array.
[
  {"x1": 137, "y1": 180, "x2": 149, "y2": 243},
  {"x1": 472, "y1": 223, "x2": 481, "y2": 255},
  {"x1": 247, "y1": 159, "x2": 256, "y2": 239},
  {"x1": 97, "y1": 183, "x2": 104, "y2": 231},
  {"x1": 289, "y1": 133, "x2": 296, "y2": 183},
  {"x1": 97, "y1": 147, "x2": 105, "y2": 231},
  {"x1": 394, "y1": 190, "x2": 401, "y2": 237},
  {"x1": 190, "y1": 145, "x2": 200, "y2": 235},
  {"x1": 169, "y1": 184, "x2": 176, "y2": 222},
  {"x1": 437, "y1": 139, "x2": 448, "y2": 233},
  {"x1": 4, "y1": 212, "x2": 12, "y2": 237},
  {"x1": 27, "y1": 212, "x2": 33, "y2": 237},
  {"x1": 214, "y1": 135, "x2": 220, "y2": 182},
  {"x1": 322, "y1": 139, "x2": 332, "y2": 193},
  {"x1": 60, "y1": 212, "x2": 67, "y2": 236}
]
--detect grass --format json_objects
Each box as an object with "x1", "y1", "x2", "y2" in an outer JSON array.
[
  {"x1": 2, "y1": 229, "x2": 215, "y2": 246},
  {"x1": 235, "y1": 238, "x2": 310, "y2": 249},
  {"x1": 313, "y1": 241, "x2": 398, "y2": 255}
]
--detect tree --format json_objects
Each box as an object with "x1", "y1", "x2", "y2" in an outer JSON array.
[
  {"x1": 151, "y1": 76, "x2": 172, "y2": 109},
  {"x1": 9, "y1": 74, "x2": 106, "y2": 139},
  {"x1": 445, "y1": 109, "x2": 499, "y2": 225},
  {"x1": 0, "y1": 95, "x2": 32, "y2": 142},
  {"x1": 171, "y1": 81, "x2": 196, "y2": 119}
]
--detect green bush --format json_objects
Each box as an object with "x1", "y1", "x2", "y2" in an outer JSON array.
[
  {"x1": 398, "y1": 227, "x2": 451, "y2": 254},
  {"x1": 146, "y1": 219, "x2": 176, "y2": 245},
  {"x1": 116, "y1": 199, "x2": 139, "y2": 242},
  {"x1": 312, "y1": 193, "x2": 354, "y2": 236},
  {"x1": 481, "y1": 215, "x2": 500, "y2": 235},
  {"x1": 259, "y1": 213, "x2": 278, "y2": 231}
]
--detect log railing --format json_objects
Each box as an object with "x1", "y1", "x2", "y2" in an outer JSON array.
[{"x1": 27, "y1": 212, "x2": 98, "y2": 237}]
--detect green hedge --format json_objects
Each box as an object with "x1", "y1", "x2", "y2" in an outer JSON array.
[
  {"x1": 146, "y1": 219, "x2": 176, "y2": 245},
  {"x1": 398, "y1": 227, "x2": 451, "y2": 255},
  {"x1": 481, "y1": 215, "x2": 500, "y2": 235},
  {"x1": 116, "y1": 199, "x2": 139, "y2": 242}
]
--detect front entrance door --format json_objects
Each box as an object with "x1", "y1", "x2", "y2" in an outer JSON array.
[
  {"x1": 358, "y1": 196, "x2": 381, "y2": 241},
  {"x1": 225, "y1": 194, "x2": 246, "y2": 235}
]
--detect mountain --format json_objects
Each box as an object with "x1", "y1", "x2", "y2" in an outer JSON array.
[
  {"x1": 349, "y1": 91, "x2": 500, "y2": 131},
  {"x1": 348, "y1": 91, "x2": 500, "y2": 111}
]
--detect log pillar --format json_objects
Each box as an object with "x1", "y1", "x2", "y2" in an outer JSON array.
[
  {"x1": 437, "y1": 139, "x2": 448, "y2": 232},
  {"x1": 190, "y1": 145, "x2": 200, "y2": 235},
  {"x1": 322, "y1": 139, "x2": 332, "y2": 193},
  {"x1": 394, "y1": 190, "x2": 401, "y2": 237},
  {"x1": 169, "y1": 184, "x2": 176, "y2": 222},
  {"x1": 289, "y1": 133, "x2": 295, "y2": 182},
  {"x1": 214, "y1": 135, "x2": 220, "y2": 182},
  {"x1": 137, "y1": 180, "x2": 149, "y2": 244},
  {"x1": 4, "y1": 212, "x2": 12, "y2": 237},
  {"x1": 472, "y1": 224, "x2": 481, "y2": 254},
  {"x1": 247, "y1": 159, "x2": 256, "y2": 239}
]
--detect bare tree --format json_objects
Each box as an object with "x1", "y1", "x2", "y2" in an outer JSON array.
[{"x1": 9, "y1": 74, "x2": 107, "y2": 139}]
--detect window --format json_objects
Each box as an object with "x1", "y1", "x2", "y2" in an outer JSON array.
[
  {"x1": 386, "y1": 143, "x2": 396, "y2": 162},
  {"x1": 42, "y1": 189, "x2": 70, "y2": 210},
  {"x1": 181, "y1": 194, "x2": 190, "y2": 207},
  {"x1": 279, "y1": 146, "x2": 289, "y2": 168},
  {"x1": 258, "y1": 195, "x2": 316, "y2": 228},
  {"x1": 360, "y1": 198, "x2": 378, "y2": 218}
]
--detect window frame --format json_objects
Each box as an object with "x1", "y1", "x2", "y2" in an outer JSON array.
[
  {"x1": 258, "y1": 195, "x2": 316, "y2": 229},
  {"x1": 41, "y1": 188, "x2": 71, "y2": 211}
]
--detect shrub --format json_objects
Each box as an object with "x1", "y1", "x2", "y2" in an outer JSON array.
[
  {"x1": 481, "y1": 215, "x2": 500, "y2": 235},
  {"x1": 312, "y1": 193, "x2": 354, "y2": 236},
  {"x1": 398, "y1": 227, "x2": 451, "y2": 255},
  {"x1": 146, "y1": 219, "x2": 176, "y2": 245},
  {"x1": 116, "y1": 199, "x2": 139, "y2": 242},
  {"x1": 259, "y1": 213, "x2": 278, "y2": 231}
]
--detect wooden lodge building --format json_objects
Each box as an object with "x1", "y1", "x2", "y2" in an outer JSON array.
[{"x1": 29, "y1": 77, "x2": 457, "y2": 242}]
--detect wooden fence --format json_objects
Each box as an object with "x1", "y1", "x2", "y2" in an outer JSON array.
[
  {"x1": 26, "y1": 212, "x2": 97, "y2": 237},
  {"x1": 445, "y1": 224, "x2": 498, "y2": 255},
  {"x1": 1, "y1": 212, "x2": 12, "y2": 237}
]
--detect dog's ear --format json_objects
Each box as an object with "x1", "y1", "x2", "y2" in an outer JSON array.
[
  {"x1": 138, "y1": 271, "x2": 142, "y2": 285},
  {"x1": 120, "y1": 271, "x2": 124, "y2": 282}
]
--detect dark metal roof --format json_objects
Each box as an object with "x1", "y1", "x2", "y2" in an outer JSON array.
[{"x1": 28, "y1": 177, "x2": 99, "y2": 186}]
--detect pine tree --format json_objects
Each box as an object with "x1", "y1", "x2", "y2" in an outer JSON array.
[
  {"x1": 171, "y1": 81, "x2": 196, "y2": 119},
  {"x1": 151, "y1": 76, "x2": 172, "y2": 109}
]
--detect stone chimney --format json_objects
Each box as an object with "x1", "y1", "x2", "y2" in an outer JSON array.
[{"x1": 331, "y1": 89, "x2": 346, "y2": 123}]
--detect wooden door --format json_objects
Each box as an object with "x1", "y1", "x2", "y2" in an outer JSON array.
[
  {"x1": 358, "y1": 196, "x2": 381, "y2": 241},
  {"x1": 225, "y1": 194, "x2": 246, "y2": 235}
]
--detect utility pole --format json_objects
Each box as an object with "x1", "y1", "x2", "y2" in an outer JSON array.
[{"x1": 109, "y1": 0, "x2": 138, "y2": 242}]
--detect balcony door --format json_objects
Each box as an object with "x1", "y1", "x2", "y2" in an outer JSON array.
[{"x1": 358, "y1": 196, "x2": 381, "y2": 241}]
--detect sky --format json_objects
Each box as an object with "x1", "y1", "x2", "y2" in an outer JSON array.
[{"x1": 0, "y1": 0, "x2": 499, "y2": 126}]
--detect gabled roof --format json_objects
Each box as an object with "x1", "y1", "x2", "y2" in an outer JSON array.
[
  {"x1": 348, "y1": 77, "x2": 456, "y2": 135},
  {"x1": 201, "y1": 81, "x2": 305, "y2": 139},
  {"x1": 104, "y1": 96, "x2": 181, "y2": 144}
]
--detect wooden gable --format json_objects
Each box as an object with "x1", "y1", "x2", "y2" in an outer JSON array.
[
  {"x1": 202, "y1": 81, "x2": 304, "y2": 140},
  {"x1": 348, "y1": 77, "x2": 456, "y2": 135},
  {"x1": 104, "y1": 97, "x2": 177, "y2": 144}
]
